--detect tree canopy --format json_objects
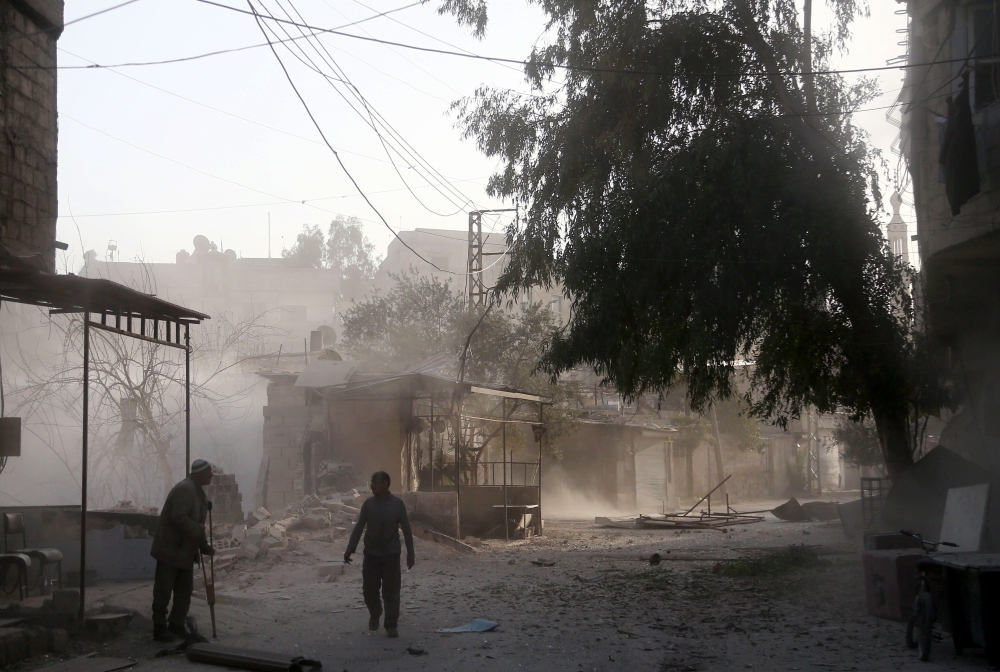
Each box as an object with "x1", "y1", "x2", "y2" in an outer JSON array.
[
  {"x1": 284, "y1": 215, "x2": 381, "y2": 284},
  {"x1": 443, "y1": 0, "x2": 938, "y2": 477}
]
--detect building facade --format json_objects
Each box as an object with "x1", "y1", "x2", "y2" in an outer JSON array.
[
  {"x1": 80, "y1": 235, "x2": 342, "y2": 352},
  {"x1": 0, "y1": 0, "x2": 62, "y2": 270},
  {"x1": 903, "y1": 0, "x2": 1000, "y2": 472}
]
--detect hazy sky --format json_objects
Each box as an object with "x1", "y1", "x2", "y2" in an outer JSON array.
[{"x1": 55, "y1": 1, "x2": 911, "y2": 274}]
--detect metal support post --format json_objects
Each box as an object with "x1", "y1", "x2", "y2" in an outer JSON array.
[
  {"x1": 79, "y1": 312, "x2": 91, "y2": 631},
  {"x1": 185, "y1": 324, "x2": 191, "y2": 476},
  {"x1": 502, "y1": 398, "x2": 508, "y2": 541}
]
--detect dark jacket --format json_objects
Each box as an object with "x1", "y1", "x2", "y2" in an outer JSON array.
[
  {"x1": 346, "y1": 494, "x2": 415, "y2": 557},
  {"x1": 150, "y1": 477, "x2": 210, "y2": 569}
]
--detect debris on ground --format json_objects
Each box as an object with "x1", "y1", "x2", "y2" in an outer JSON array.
[
  {"x1": 436, "y1": 619, "x2": 499, "y2": 633},
  {"x1": 530, "y1": 559, "x2": 556, "y2": 567},
  {"x1": 185, "y1": 643, "x2": 322, "y2": 672},
  {"x1": 713, "y1": 545, "x2": 821, "y2": 577},
  {"x1": 406, "y1": 646, "x2": 428, "y2": 656}
]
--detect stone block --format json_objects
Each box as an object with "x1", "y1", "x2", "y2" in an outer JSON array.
[
  {"x1": 268, "y1": 525, "x2": 286, "y2": 540},
  {"x1": 302, "y1": 514, "x2": 328, "y2": 530},
  {"x1": 24, "y1": 626, "x2": 47, "y2": 657},
  {"x1": 241, "y1": 543, "x2": 260, "y2": 560},
  {"x1": 267, "y1": 547, "x2": 289, "y2": 562},
  {"x1": 251, "y1": 506, "x2": 270, "y2": 522},
  {"x1": 316, "y1": 561, "x2": 345, "y2": 578},
  {"x1": 2, "y1": 629, "x2": 27, "y2": 665},
  {"x1": 231, "y1": 524, "x2": 247, "y2": 540},
  {"x1": 51, "y1": 590, "x2": 79, "y2": 614},
  {"x1": 260, "y1": 537, "x2": 280, "y2": 552},
  {"x1": 245, "y1": 529, "x2": 262, "y2": 548},
  {"x1": 277, "y1": 517, "x2": 302, "y2": 531},
  {"x1": 48, "y1": 628, "x2": 68, "y2": 654}
]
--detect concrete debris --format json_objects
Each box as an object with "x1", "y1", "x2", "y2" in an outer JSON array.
[
  {"x1": 250, "y1": 507, "x2": 271, "y2": 523},
  {"x1": 316, "y1": 561, "x2": 345, "y2": 578}
]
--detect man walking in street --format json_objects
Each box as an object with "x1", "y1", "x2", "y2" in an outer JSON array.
[
  {"x1": 344, "y1": 471, "x2": 415, "y2": 638},
  {"x1": 150, "y1": 459, "x2": 215, "y2": 642}
]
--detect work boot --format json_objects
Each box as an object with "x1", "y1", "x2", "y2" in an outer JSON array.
[
  {"x1": 368, "y1": 615, "x2": 380, "y2": 632},
  {"x1": 167, "y1": 622, "x2": 188, "y2": 638},
  {"x1": 385, "y1": 627, "x2": 398, "y2": 638},
  {"x1": 153, "y1": 625, "x2": 178, "y2": 643}
]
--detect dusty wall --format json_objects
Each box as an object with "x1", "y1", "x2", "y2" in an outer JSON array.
[
  {"x1": 259, "y1": 378, "x2": 408, "y2": 511},
  {"x1": 0, "y1": 0, "x2": 62, "y2": 269},
  {"x1": 327, "y1": 397, "x2": 406, "y2": 486}
]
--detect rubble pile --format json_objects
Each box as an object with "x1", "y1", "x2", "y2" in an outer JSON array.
[{"x1": 205, "y1": 489, "x2": 370, "y2": 577}]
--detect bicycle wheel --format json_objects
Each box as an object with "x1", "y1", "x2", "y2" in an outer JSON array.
[{"x1": 915, "y1": 590, "x2": 934, "y2": 661}]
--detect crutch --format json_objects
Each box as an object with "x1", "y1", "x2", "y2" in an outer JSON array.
[{"x1": 203, "y1": 500, "x2": 217, "y2": 639}]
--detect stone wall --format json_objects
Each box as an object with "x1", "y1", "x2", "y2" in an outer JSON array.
[
  {"x1": 203, "y1": 464, "x2": 244, "y2": 524},
  {"x1": 0, "y1": 0, "x2": 62, "y2": 269},
  {"x1": 258, "y1": 377, "x2": 325, "y2": 510}
]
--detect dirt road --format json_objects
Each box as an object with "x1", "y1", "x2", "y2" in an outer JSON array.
[{"x1": 45, "y1": 512, "x2": 991, "y2": 671}]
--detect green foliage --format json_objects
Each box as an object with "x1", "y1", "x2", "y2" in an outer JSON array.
[
  {"x1": 443, "y1": 0, "x2": 939, "y2": 475},
  {"x1": 283, "y1": 215, "x2": 380, "y2": 284},
  {"x1": 832, "y1": 414, "x2": 882, "y2": 467}
]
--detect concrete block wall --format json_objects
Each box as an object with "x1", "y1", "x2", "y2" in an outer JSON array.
[
  {"x1": 260, "y1": 379, "x2": 324, "y2": 510},
  {"x1": 0, "y1": 0, "x2": 62, "y2": 269}
]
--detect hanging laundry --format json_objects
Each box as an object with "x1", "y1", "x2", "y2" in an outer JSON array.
[{"x1": 940, "y1": 72, "x2": 981, "y2": 216}]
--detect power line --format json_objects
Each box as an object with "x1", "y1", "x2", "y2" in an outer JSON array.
[
  {"x1": 247, "y1": 1, "x2": 492, "y2": 278},
  {"x1": 259, "y1": 0, "x2": 476, "y2": 216},
  {"x1": 13, "y1": 0, "x2": 425, "y2": 70},
  {"x1": 54, "y1": 175, "x2": 492, "y2": 219},
  {"x1": 64, "y1": 0, "x2": 144, "y2": 28},
  {"x1": 199, "y1": 0, "x2": 998, "y2": 80}
]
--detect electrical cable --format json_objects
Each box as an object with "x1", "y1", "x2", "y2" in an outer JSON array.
[
  {"x1": 248, "y1": 1, "x2": 505, "y2": 278},
  {"x1": 12, "y1": 0, "x2": 426, "y2": 70},
  {"x1": 272, "y1": 0, "x2": 473, "y2": 215},
  {"x1": 199, "y1": 0, "x2": 1000, "y2": 81},
  {"x1": 55, "y1": 174, "x2": 492, "y2": 219},
  {"x1": 257, "y1": 0, "x2": 476, "y2": 215}
]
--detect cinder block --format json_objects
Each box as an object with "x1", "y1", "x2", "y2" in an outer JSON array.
[
  {"x1": 24, "y1": 626, "x2": 47, "y2": 657},
  {"x1": 2, "y1": 629, "x2": 27, "y2": 665}
]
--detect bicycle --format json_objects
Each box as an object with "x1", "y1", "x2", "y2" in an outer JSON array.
[{"x1": 899, "y1": 529, "x2": 958, "y2": 661}]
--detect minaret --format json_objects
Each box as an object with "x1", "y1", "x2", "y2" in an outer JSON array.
[{"x1": 887, "y1": 192, "x2": 909, "y2": 264}]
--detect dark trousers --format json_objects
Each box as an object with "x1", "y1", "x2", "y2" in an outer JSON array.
[
  {"x1": 151, "y1": 561, "x2": 194, "y2": 628},
  {"x1": 362, "y1": 553, "x2": 401, "y2": 628}
]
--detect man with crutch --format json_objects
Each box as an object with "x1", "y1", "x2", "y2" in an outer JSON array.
[{"x1": 150, "y1": 459, "x2": 215, "y2": 642}]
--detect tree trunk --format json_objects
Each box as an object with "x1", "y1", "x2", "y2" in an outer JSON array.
[
  {"x1": 709, "y1": 404, "x2": 728, "y2": 499},
  {"x1": 872, "y1": 408, "x2": 912, "y2": 481}
]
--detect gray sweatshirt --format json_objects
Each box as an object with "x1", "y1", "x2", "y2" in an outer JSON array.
[{"x1": 346, "y1": 494, "x2": 415, "y2": 557}]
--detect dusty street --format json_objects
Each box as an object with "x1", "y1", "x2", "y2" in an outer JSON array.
[{"x1": 19, "y1": 506, "x2": 992, "y2": 672}]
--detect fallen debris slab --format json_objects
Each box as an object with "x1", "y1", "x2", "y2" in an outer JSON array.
[
  {"x1": 186, "y1": 644, "x2": 322, "y2": 672},
  {"x1": 34, "y1": 658, "x2": 134, "y2": 672},
  {"x1": 436, "y1": 619, "x2": 498, "y2": 633},
  {"x1": 409, "y1": 522, "x2": 475, "y2": 554}
]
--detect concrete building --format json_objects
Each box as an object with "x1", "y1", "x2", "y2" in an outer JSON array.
[
  {"x1": 80, "y1": 235, "x2": 341, "y2": 353},
  {"x1": 0, "y1": 0, "x2": 62, "y2": 270},
  {"x1": 902, "y1": 0, "x2": 1000, "y2": 472}
]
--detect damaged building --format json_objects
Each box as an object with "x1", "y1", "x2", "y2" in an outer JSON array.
[{"x1": 257, "y1": 359, "x2": 546, "y2": 538}]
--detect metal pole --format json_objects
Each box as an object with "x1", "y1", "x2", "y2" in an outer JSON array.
[
  {"x1": 429, "y1": 396, "x2": 434, "y2": 493},
  {"x1": 185, "y1": 324, "x2": 191, "y2": 476},
  {"x1": 502, "y1": 398, "x2": 508, "y2": 541},
  {"x1": 79, "y1": 312, "x2": 91, "y2": 631},
  {"x1": 537, "y1": 403, "x2": 543, "y2": 536}
]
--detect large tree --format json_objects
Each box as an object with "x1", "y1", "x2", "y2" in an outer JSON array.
[{"x1": 444, "y1": 0, "x2": 938, "y2": 478}]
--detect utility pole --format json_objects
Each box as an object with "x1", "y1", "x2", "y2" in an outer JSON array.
[
  {"x1": 466, "y1": 209, "x2": 516, "y2": 306},
  {"x1": 467, "y1": 211, "x2": 485, "y2": 306}
]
